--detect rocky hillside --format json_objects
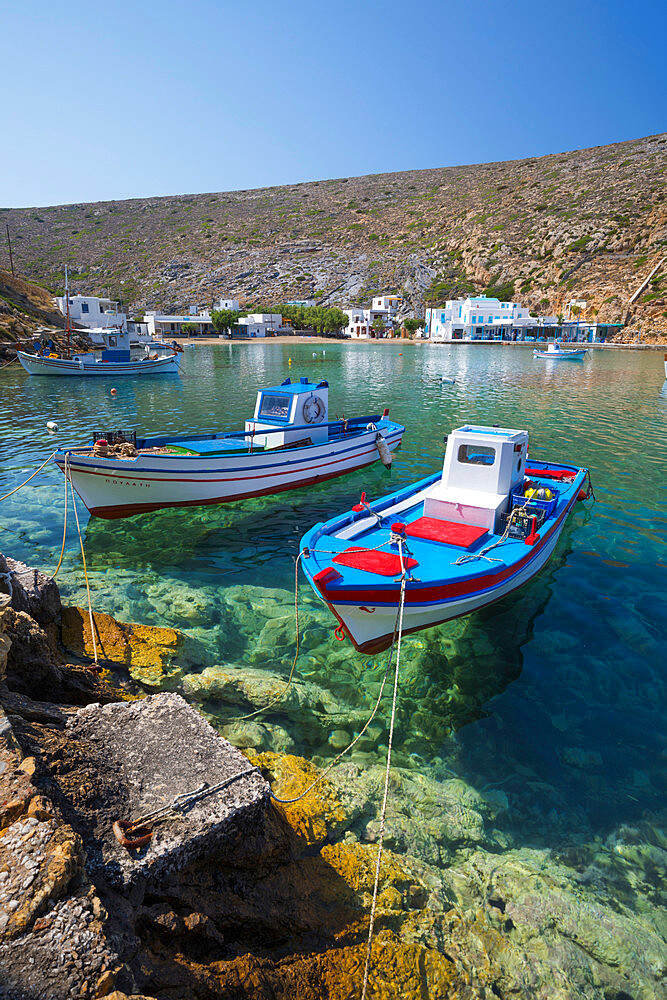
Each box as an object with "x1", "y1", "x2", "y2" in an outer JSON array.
[
  {"x1": 2, "y1": 133, "x2": 667, "y2": 335},
  {"x1": 0, "y1": 268, "x2": 65, "y2": 347}
]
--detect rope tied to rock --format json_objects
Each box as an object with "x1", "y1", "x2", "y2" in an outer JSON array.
[{"x1": 113, "y1": 765, "x2": 261, "y2": 849}]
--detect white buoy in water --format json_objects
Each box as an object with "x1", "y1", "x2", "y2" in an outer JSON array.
[{"x1": 46, "y1": 420, "x2": 58, "y2": 433}]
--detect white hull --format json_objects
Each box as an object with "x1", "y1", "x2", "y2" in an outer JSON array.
[
  {"x1": 534, "y1": 349, "x2": 586, "y2": 360},
  {"x1": 326, "y1": 518, "x2": 564, "y2": 651},
  {"x1": 17, "y1": 351, "x2": 180, "y2": 376},
  {"x1": 57, "y1": 428, "x2": 403, "y2": 518}
]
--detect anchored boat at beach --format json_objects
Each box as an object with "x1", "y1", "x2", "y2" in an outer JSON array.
[
  {"x1": 55, "y1": 377, "x2": 404, "y2": 518},
  {"x1": 534, "y1": 341, "x2": 587, "y2": 360},
  {"x1": 300, "y1": 424, "x2": 591, "y2": 653},
  {"x1": 17, "y1": 328, "x2": 180, "y2": 376}
]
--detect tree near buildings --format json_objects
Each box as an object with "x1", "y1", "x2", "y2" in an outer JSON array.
[
  {"x1": 211, "y1": 308, "x2": 241, "y2": 336},
  {"x1": 279, "y1": 304, "x2": 347, "y2": 335},
  {"x1": 403, "y1": 318, "x2": 422, "y2": 338}
]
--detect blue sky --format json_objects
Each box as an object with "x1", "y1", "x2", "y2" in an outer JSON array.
[{"x1": 2, "y1": 0, "x2": 665, "y2": 207}]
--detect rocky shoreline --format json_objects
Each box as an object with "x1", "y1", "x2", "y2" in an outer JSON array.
[{"x1": 0, "y1": 552, "x2": 664, "y2": 999}]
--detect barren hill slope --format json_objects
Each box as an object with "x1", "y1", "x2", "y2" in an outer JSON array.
[
  {"x1": 2, "y1": 133, "x2": 666, "y2": 334},
  {"x1": 0, "y1": 267, "x2": 65, "y2": 348}
]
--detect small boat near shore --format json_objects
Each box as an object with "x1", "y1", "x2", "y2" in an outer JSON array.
[
  {"x1": 534, "y1": 341, "x2": 587, "y2": 360},
  {"x1": 56, "y1": 377, "x2": 404, "y2": 519},
  {"x1": 300, "y1": 424, "x2": 590, "y2": 653},
  {"x1": 17, "y1": 329, "x2": 180, "y2": 377}
]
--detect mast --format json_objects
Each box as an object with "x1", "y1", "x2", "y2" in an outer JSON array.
[{"x1": 64, "y1": 265, "x2": 71, "y2": 358}]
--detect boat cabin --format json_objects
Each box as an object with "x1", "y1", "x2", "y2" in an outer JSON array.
[
  {"x1": 70, "y1": 329, "x2": 132, "y2": 364},
  {"x1": 245, "y1": 377, "x2": 329, "y2": 448},
  {"x1": 98, "y1": 329, "x2": 131, "y2": 362},
  {"x1": 424, "y1": 425, "x2": 528, "y2": 532}
]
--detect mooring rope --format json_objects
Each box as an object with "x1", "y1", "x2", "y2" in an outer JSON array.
[
  {"x1": 52, "y1": 452, "x2": 70, "y2": 580},
  {"x1": 361, "y1": 541, "x2": 407, "y2": 1000},
  {"x1": 118, "y1": 765, "x2": 261, "y2": 833},
  {"x1": 225, "y1": 550, "x2": 304, "y2": 722},
  {"x1": 0, "y1": 357, "x2": 17, "y2": 370},
  {"x1": 68, "y1": 472, "x2": 99, "y2": 671},
  {"x1": 0, "y1": 452, "x2": 56, "y2": 502}
]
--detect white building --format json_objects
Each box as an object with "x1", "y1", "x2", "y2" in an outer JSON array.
[
  {"x1": 143, "y1": 298, "x2": 243, "y2": 338},
  {"x1": 425, "y1": 296, "x2": 537, "y2": 341},
  {"x1": 343, "y1": 308, "x2": 372, "y2": 339},
  {"x1": 144, "y1": 307, "x2": 213, "y2": 338},
  {"x1": 343, "y1": 294, "x2": 402, "y2": 338},
  {"x1": 237, "y1": 313, "x2": 289, "y2": 337},
  {"x1": 371, "y1": 295, "x2": 400, "y2": 318},
  {"x1": 56, "y1": 294, "x2": 127, "y2": 331}
]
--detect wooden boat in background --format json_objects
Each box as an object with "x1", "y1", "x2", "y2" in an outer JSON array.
[
  {"x1": 16, "y1": 265, "x2": 179, "y2": 377},
  {"x1": 17, "y1": 328, "x2": 179, "y2": 376},
  {"x1": 534, "y1": 342, "x2": 587, "y2": 360}
]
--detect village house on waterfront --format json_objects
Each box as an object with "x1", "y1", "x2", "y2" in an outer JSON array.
[
  {"x1": 425, "y1": 295, "x2": 623, "y2": 343},
  {"x1": 56, "y1": 292, "x2": 127, "y2": 331},
  {"x1": 343, "y1": 294, "x2": 402, "y2": 338}
]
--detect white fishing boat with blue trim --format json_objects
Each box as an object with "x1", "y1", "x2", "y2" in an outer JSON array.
[
  {"x1": 300, "y1": 425, "x2": 591, "y2": 653},
  {"x1": 55, "y1": 377, "x2": 404, "y2": 519},
  {"x1": 534, "y1": 341, "x2": 587, "y2": 360},
  {"x1": 17, "y1": 328, "x2": 180, "y2": 377}
]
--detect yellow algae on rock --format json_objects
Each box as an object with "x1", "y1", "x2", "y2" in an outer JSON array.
[
  {"x1": 61, "y1": 606, "x2": 184, "y2": 687},
  {"x1": 321, "y1": 840, "x2": 412, "y2": 901},
  {"x1": 317, "y1": 938, "x2": 458, "y2": 1000},
  {"x1": 251, "y1": 751, "x2": 347, "y2": 846}
]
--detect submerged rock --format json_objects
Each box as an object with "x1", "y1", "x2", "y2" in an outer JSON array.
[{"x1": 60, "y1": 605, "x2": 202, "y2": 687}]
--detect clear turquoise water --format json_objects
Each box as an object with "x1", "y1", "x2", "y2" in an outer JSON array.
[{"x1": 1, "y1": 342, "x2": 666, "y2": 888}]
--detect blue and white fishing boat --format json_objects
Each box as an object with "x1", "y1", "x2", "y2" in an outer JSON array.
[
  {"x1": 300, "y1": 425, "x2": 590, "y2": 653},
  {"x1": 17, "y1": 328, "x2": 180, "y2": 376},
  {"x1": 534, "y1": 341, "x2": 587, "y2": 360},
  {"x1": 56, "y1": 377, "x2": 404, "y2": 519}
]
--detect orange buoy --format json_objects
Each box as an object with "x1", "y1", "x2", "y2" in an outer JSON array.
[{"x1": 110, "y1": 388, "x2": 117, "y2": 395}]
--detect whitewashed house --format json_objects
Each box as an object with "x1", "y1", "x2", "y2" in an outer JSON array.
[
  {"x1": 236, "y1": 313, "x2": 289, "y2": 337},
  {"x1": 371, "y1": 294, "x2": 401, "y2": 319},
  {"x1": 57, "y1": 294, "x2": 127, "y2": 331},
  {"x1": 343, "y1": 294, "x2": 402, "y2": 338},
  {"x1": 343, "y1": 308, "x2": 372, "y2": 338},
  {"x1": 144, "y1": 307, "x2": 213, "y2": 338},
  {"x1": 143, "y1": 298, "x2": 242, "y2": 338},
  {"x1": 425, "y1": 296, "x2": 538, "y2": 341}
]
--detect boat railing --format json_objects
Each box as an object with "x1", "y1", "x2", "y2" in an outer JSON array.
[
  {"x1": 135, "y1": 416, "x2": 387, "y2": 449},
  {"x1": 55, "y1": 415, "x2": 393, "y2": 455}
]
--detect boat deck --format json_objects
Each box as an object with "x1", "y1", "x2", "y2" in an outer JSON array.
[{"x1": 303, "y1": 462, "x2": 586, "y2": 592}]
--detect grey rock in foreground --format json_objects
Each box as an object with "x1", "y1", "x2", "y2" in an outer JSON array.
[
  {"x1": 0, "y1": 554, "x2": 61, "y2": 626},
  {"x1": 58, "y1": 692, "x2": 270, "y2": 888}
]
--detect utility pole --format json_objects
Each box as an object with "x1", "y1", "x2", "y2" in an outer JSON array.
[{"x1": 6, "y1": 225, "x2": 15, "y2": 276}]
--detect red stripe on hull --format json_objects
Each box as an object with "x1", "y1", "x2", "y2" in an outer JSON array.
[
  {"x1": 86, "y1": 457, "x2": 383, "y2": 518},
  {"x1": 341, "y1": 580, "x2": 543, "y2": 654},
  {"x1": 314, "y1": 492, "x2": 577, "y2": 608},
  {"x1": 58, "y1": 438, "x2": 400, "y2": 486}
]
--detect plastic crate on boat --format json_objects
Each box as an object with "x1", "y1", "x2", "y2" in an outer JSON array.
[{"x1": 511, "y1": 489, "x2": 558, "y2": 517}]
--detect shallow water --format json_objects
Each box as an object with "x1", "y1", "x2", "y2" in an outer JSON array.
[{"x1": 1, "y1": 342, "x2": 666, "y2": 918}]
